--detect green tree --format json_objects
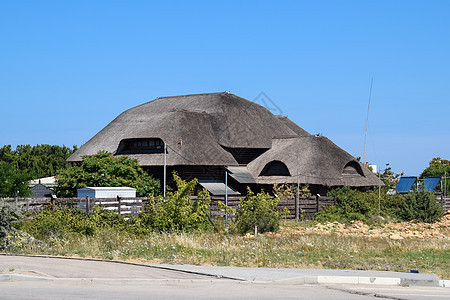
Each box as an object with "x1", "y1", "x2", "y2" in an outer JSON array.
[
  {"x1": 0, "y1": 144, "x2": 77, "y2": 178},
  {"x1": 234, "y1": 188, "x2": 285, "y2": 234},
  {"x1": 421, "y1": 157, "x2": 450, "y2": 193},
  {"x1": 0, "y1": 162, "x2": 32, "y2": 197},
  {"x1": 378, "y1": 164, "x2": 404, "y2": 189},
  {"x1": 55, "y1": 151, "x2": 160, "y2": 197}
]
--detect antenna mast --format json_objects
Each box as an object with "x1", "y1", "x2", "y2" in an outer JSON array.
[{"x1": 363, "y1": 78, "x2": 373, "y2": 165}]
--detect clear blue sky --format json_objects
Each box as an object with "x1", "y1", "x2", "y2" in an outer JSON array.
[{"x1": 1, "y1": 0, "x2": 448, "y2": 176}]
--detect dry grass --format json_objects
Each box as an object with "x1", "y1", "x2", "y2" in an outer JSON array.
[{"x1": 8, "y1": 216, "x2": 450, "y2": 279}]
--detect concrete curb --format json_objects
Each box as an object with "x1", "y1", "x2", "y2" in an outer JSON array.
[
  {"x1": 440, "y1": 280, "x2": 450, "y2": 287},
  {"x1": 2, "y1": 273, "x2": 449, "y2": 287}
]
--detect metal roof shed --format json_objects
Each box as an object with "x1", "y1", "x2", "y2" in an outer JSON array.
[
  {"x1": 198, "y1": 181, "x2": 240, "y2": 196},
  {"x1": 77, "y1": 187, "x2": 136, "y2": 198}
]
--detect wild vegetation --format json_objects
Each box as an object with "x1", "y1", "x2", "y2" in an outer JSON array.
[
  {"x1": 234, "y1": 188, "x2": 287, "y2": 234},
  {"x1": 421, "y1": 157, "x2": 450, "y2": 192},
  {"x1": 4, "y1": 215, "x2": 450, "y2": 279},
  {"x1": 0, "y1": 200, "x2": 25, "y2": 249},
  {"x1": 137, "y1": 173, "x2": 212, "y2": 232},
  {"x1": 0, "y1": 144, "x2": 76, "y2": 197},
  {"x1": 315, "y1": 187, "x2": 444, "y2": 224},
  {"x1": 0, "y1": 162, "x2": 33, "y2": 197},
  {"x1": 0, "y1": 144, "x2": 76, "y2": 178}
]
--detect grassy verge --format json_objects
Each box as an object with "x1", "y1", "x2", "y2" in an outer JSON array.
[{"x1": 6, "y1": 220, "x2": 450, "y2": 279}]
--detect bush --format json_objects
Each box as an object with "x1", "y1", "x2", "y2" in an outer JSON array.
[
  {"x1": 0, "y1": 201, "x2": 25, "y2": 249},
  {"x1": 23, "y1": 206, "x2": 132, "y2": 239},
  {"x1": 315, "y1": 187, "x2": 378, "y2": 223},
  {"x1": 315, "y1": 187, "x2": 444, "y2": 224},
  {"x1": 398, "y1": 191, "x2": 444, "y2": 223},
  {"x1": 234, "y1": 188, "x2": 285, "y2": 234},
  {"x1": 137, "y1": 173, "x2": 212, "y2": 232}
]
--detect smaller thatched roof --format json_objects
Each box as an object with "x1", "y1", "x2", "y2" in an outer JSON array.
[{"x1": 247, "y1": 136, "x2": 381, "y2": 187}]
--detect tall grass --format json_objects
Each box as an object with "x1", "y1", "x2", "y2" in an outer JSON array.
[{"x1": 8, "y1": 225, "x2": 450, "y2": 279}]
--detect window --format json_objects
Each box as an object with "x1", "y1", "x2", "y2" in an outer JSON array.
[
  {"x1": 259, "y1": 161, "x2": 291, "y2": 176},
  {"x1": 117, "y1": 138, "x2": 165, "y2": 154}
]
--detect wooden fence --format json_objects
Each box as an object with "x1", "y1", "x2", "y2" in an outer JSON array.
[
  {"x1": 2, "y1": 195, "x2": 336, "y2": 220},
  {"x1": 1, "y1": 197, "x2": 148, "y2": 216},
  {"x1": 439, "y1": 195, "x2": 450, "y2": 211},
  {"x1": 4, "y1": 194, "x2": 448, "y2": 221}
]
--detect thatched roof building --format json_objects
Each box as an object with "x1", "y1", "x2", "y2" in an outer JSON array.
[{"x1": 68, "y1": 92, "x2": 381, "y2": 194}]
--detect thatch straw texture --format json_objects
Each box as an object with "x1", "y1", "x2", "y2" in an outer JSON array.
[{"x1": 68, "y1": 92, "x2": 382, "y2": 187}]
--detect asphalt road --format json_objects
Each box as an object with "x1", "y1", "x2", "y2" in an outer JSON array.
[
  {"x1": 0, "y1": 281, "x2": 393, "y2": 300},
  {"x1": 1, "y1": 255, "x2": 450, "y2": 299}
]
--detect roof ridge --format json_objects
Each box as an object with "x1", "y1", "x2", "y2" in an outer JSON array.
[
  {"x1": 156, "y1": 92, "x2": 230, "y2": 100},
  {"x1": 129, "y1": 92, "x2": 231, "y2": 110}
]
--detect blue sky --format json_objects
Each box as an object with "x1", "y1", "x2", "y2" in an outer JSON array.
[{"x1": 1, "y1": 0, "x2": 448, "y2": 176}]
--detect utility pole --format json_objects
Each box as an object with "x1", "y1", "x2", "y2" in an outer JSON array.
[
  {"x1": 378, "y1": 171, "x2": 381, "y2": 213},
  {"x1": 163, "y1": 142, "x2": 167, "y2": 200},
  {"x1": 225, "y1": 168, "x2": 228, "y2": 231},
  {"x1": 445, "y1": 170, "x2": 447, "y2": 198},
  {"x1": 296, "y1": 176, "x2": 299, "y2": 222}
]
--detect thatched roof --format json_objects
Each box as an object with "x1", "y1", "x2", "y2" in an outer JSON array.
[
  {"x1": 68, "y1": 92, "x2": 301, "y2": 165},
  {"x1": 68, "y1": 92, "x2": 382, "y2": 187},
  {"x1": 247, "y1": 136, "x2": 381, "y2": 187}
]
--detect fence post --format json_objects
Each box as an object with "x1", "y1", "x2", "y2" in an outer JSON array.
[
  {"x1": 316, "y1": 195, "x2": 320, "y2": 213},
  {"x1": 26, "y1": 199, "x2": 29, "y2": 212},
  {"x1": 86, "y1": 196, "x2": 90, "y2": 214},
  {"x1": 117, "y1": 196, "x2": 121, "y2": 215},
  {"x1": 295, "y1": 180, "x2": 299, "y2": 222}
]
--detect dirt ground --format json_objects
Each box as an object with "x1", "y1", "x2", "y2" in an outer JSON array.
[{"x1": 280, "y1": 213, "x2": 450, "y2": 240}]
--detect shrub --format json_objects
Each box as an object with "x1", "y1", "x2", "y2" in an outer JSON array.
[
  {"x1": 23, "y1": 206, "x2": 133, "y2": 239},
  {"x1": 398, "y1": 191, "x2": 444, "y2": 223},
  {"x1": 0, "y1": 201, "x2": 25, "y2": 249},
  {"x1": 315, "y1": 187, "x2": 378, "y2": 223},
  {"x1": 315, "y1": 187, "x2": 444, "y2": 224},
  {"x1": 138, "y1": 173, "x2": 212, "y2": 232},
  {"x1": 234, "y1": 188, "x2": 285, "y2": 234}
]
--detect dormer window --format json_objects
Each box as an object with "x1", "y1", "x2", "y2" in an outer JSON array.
[
  {"x1": 117, "y1": 138, "x2": 165, "y2": 154},
  {"x1": 259, "y1": 160, "x2": 291, "y2": 176},
  {"x1": 342, "y1": 161, "x2": 364, "y2": 176}
]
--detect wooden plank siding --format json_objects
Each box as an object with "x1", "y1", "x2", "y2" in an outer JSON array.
[{"x1": 440, "y1": 195, "x2": 450, "y2": 211}]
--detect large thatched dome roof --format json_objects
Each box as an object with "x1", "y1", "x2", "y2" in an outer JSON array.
[
  {"x1": 68, "y1": 92, "x2": 308, "y2": 165},
  {"x1": 68, "y1": 92, "x2": 381, "y2": 187}
]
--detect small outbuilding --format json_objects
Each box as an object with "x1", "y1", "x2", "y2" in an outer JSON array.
[
  {"x1": 77, "y1": 187, "x2": 136, "y2": 198},
  {"x1": 30, "y1": 183, "x2": 55, "y2": 198}
]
